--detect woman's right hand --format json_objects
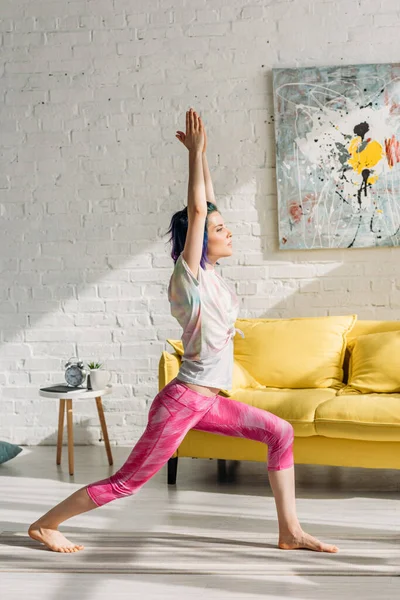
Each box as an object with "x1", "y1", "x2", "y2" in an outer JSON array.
[{"x1": 180, "y1": 108, "x2": 204, "y2": 152}]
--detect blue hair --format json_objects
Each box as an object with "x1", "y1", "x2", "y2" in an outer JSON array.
[{"x1": 164, "y1": 201, "x2": 220, "y2": 269}]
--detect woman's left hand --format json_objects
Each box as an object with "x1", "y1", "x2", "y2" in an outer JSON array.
[{"x1": 176, "y1": 123, "x2": 207, "y2": 153}]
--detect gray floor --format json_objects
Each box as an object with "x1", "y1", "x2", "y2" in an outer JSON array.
[{"x1": 1, "y1": 445, "x2": 400, "y2": 598}]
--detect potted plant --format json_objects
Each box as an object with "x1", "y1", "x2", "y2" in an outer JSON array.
[{"x1": 87, "y1": 362, "x2": 111, "y2": 390}]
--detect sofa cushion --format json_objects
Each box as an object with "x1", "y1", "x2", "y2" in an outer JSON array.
[
  {"x1": 315, "y1": 394, "x2": 400, "y2": 441},
  {"x1": 338, "y1": 330, "x2": 400, "y2": 395},
  {"x1": 224, "y1": 387, "x2": 337, "y2": 437},
  {"x1": 233, "y1": 315, "x2": 357, "y2": 389},
  {"x1": 342, "y1": 319, "x2": 400, "y2": 383}
]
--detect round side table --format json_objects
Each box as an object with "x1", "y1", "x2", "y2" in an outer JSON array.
[{"x1": 38, "y1": 384, "x2": 114, "y2": 476}]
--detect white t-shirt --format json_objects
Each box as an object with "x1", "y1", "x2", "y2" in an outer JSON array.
[{"x1": 167, "y1": 252, "x2": 244, "y2": 390}]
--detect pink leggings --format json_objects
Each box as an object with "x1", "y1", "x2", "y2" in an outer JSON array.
[{"x1": 86, "y1": 377, "x2": 294, "y2": 507}]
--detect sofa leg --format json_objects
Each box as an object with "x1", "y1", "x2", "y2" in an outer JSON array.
[
  {"x1": 217, "y1": 459, "x2": 227, "y2": 483},
  {"x1": 227, "y1": 460, "x2": 240, "y2": 483},
  {"x1": 218, "y1": 459, "x2": 240, "y2": 483},
  {"x1": 168, "y1": 456, "x2": 178, "y2": 485}
]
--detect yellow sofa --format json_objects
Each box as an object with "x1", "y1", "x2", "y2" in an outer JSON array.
[{"x1": 158, "y1": 318, "x2": 400, "y2": 483}]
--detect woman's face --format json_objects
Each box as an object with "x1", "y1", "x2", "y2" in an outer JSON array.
[{"x1": 206, "y1": 211, "x2": 233, "y2": 263}]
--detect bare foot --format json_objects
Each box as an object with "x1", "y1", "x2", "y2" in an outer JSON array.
[
  {"x1": 278, "y1": 528, "x2": 339, "y2": 553},
  {"x1": 28, "y1": 522, "x2": 85, "y2": 553}
]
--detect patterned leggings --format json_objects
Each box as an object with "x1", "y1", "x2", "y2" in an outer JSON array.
[{"x1": 86, "y1": 377, "x2": 295, "y2": 507}]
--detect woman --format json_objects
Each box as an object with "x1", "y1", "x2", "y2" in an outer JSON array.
[{"x1": 28, "y1": 108, "x2": 338, "y2": 554}]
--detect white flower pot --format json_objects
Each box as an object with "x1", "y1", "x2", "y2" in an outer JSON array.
[{"x1": 90, "y1": 369, "x2": 111, "y2": 390}]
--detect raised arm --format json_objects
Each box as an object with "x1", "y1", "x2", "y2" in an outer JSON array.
[
  {"x1": 187, "y1": 109, "x2": 206, "y2": 215},
  {"x1": 176, "y1": 111, "x2": 215, "y2": 204},
  {"x1": 202, "y1": 151, "x2": 216, "y2": 204},
  {"x1": 181, "y1": 109, "x2": 207, "y2": 280}
]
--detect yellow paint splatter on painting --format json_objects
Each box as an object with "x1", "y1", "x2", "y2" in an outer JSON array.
[{"x1": 348, "y1": 137, "x2": 384, "y2": 176}]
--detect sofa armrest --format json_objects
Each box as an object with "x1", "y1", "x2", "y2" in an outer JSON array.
[{"x1": 158, "y1": 351, "x2": 182, "y2": 392}]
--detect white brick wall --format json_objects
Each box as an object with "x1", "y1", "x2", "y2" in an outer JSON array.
[{"x1": 1, "y1": 0, "x2": 400, "y2": 446}]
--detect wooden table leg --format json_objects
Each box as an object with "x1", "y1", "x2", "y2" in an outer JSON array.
[
  {"x1": 95, "y1": 396, "x2": 113, "y2": 465},
  {"x1": 56, "y1": 399, "x2": 66, "y2": 465},
  {"x1": 66, "y1": 399, "x2": 74, "y2": 476}
]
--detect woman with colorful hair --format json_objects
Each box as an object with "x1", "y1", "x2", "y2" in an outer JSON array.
[{"x1": 28, "y1": 109, "x2": 338, "y2": 555}]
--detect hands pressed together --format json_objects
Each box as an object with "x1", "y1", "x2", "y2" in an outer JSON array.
[{"x1": 176, "y1": 107, "x2": 207, "y2": 154}]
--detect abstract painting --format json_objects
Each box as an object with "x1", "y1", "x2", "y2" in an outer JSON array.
[{"x1": 272, "y1": 63, "x2": 400, "y2": 250}]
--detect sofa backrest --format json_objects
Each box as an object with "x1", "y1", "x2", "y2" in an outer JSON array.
[{"x1": 166, "y1": 319, "x2": 400, "y2": 386}]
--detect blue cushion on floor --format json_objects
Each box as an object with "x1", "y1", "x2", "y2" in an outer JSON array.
[{"x1": 0, "y1": 441, "x2": 23, "y2": 464}]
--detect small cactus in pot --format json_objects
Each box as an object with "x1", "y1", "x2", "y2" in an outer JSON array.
[
  {"x1": 87, "y1": 361, "x2": 103, "y2": 370},
  {"x1": 86, "y1": 361, "x2": 103, "y2": 390}
]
